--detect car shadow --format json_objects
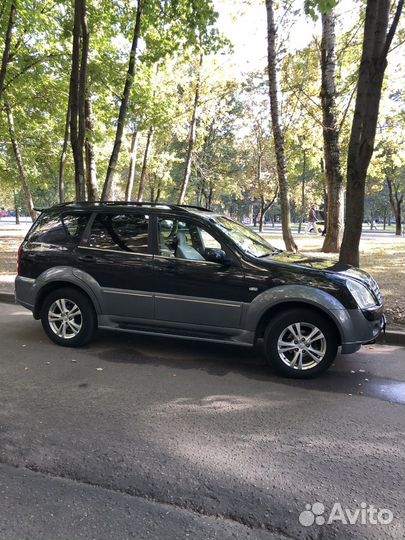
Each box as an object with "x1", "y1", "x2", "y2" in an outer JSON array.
[{"x1": 95, "y1": 330, "x2": 404, "y2": 404}]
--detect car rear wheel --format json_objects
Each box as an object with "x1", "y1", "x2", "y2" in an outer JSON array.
[
  {"x1": 41, "y1": 288, "x2": 96, "y2": 347},
  {"x1": 264, "y1": 308, "x2": 338, "y2": 378}
]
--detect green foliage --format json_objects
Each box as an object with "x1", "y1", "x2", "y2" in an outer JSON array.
[
  {"x1": 304, "y1": 0, "x2": 338, "y2": 19},
  {"x1": 0, "y1": 0, "x2": 403, "y2": 225}
]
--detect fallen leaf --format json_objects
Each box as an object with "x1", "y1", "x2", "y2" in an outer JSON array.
[
  {"x1": 96, "y1": 367, "x2": 103, "y2": 371},
  {"x1": 71, "y1": 359, "x2": 77, "y2": 363}
]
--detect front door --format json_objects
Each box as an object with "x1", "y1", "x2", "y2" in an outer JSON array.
[
  {"x1": 152, "y1": 215, "x2": 245, "y2": 329},
  {"x1": 77, "y1": 211, "x2": 154, "y2": 319}
]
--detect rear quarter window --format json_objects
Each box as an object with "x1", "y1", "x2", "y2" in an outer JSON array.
[{"x1": 26, "y1": 212, "x2": 90, "y2": 249}]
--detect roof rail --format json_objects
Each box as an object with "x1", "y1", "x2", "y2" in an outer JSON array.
[{"x1": 47, "y1": 201, "x2": 212, "y2": 212}]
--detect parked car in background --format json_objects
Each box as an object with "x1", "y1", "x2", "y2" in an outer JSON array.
[{"x1": 15, "y1": 202, "x2": 385, "y2": 378}]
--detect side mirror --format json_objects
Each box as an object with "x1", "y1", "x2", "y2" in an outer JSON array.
[{"x1": 205, "y1": 248, "x2": 230, "y2": 265}]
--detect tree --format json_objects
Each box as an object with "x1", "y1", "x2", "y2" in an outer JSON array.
[
  {"x1": 178, "y1": 52, "x2": 203, "y2": 204},
  {"x1": 386, "y1": 174, "x2": 404, "y2": 235},
  {"x1": 84, "y1": 97, "x2": 98, "y2": 200},
  {"x1": 339, "y1": 0, "x2": 404, "y2": 266},
  {"x1": 0, "y1": 0, "x2": 15, "y2": 100},
  {"x1": 101, "y1": 0, "x2": 143, "y2": 201},
  {"x1": 137, "y1": 126, "x2": 153, "y2": 201},
  {"x1": 5, "y1": 101, "x2": 35, "y2": 221},
  {"x1": 69, "y1": 0, "x2": 89, "y2": 201},
  {"x1": 320, "y1": 12, "x2": 344, "y2": 252},
  {"x1": 265, "y1": 0, "x2": 297, "y2": 252},
  {"x1": 125, "y1": 128, "x2": 139, "y2": 201}
]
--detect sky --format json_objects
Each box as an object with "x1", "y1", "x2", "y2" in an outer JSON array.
[{"x1": 214, "y1": 0, "x2": 363, "y2": 78}]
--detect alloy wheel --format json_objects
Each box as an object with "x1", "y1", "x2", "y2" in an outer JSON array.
[
  {"x1": 277, "y1": 322, "x2": 327, "y2": 370},
  {"x1": 48, "y1": 298, "x2": 83, "y2": 339}
]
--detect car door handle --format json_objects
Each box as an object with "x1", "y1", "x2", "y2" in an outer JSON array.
[{"x1": 78, "y1": 255, "x2": 96, "y2": 263}]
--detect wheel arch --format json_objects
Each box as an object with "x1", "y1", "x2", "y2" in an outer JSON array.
[
  {"x1": 253, "y1": 300, "x2": 343, "y2": 346},
  {"x1": 33, "y1": 280, "x2": 100, "y2": 319}
]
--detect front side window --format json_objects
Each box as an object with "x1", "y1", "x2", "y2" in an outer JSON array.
[
  {"x1": 88, "y1": 213, "x2": 149, "y2": 253},
  {"x1": 158, "y1": 218, "x2": 222, "y2": 261},
  {"x1": 27, "y1": 212, "x2": 90, "y2": 249}
]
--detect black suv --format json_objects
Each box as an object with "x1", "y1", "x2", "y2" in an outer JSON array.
[{"x1": 15, "y1": 202, "x2": 385, "y2": 378}]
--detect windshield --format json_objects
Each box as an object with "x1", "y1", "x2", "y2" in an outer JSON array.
[{"x1": 211, "y1": 216, "x2": 279, "y2": 258}]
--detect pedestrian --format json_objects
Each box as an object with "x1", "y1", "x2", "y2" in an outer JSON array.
[{"x1": 305, "y1": 205, "x2": 318, "y2": 234}]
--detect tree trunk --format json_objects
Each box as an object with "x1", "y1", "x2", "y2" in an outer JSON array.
[
  {"x1": 265, "y1": 0, "x2": 297, "y2": 252},
  {"x1": 396, "y1": 204, "x2": 402, "y2": 235},
  {"x1": 320, "y1": 12, "x2": 344, "y2": 253},
  {"x1": 5, "y1": 103, "x2": 36, "y2": 222},
  {"x1": 58, "y1": 93, "x2": 71, "y2": 203},
  {"x1": 339, "y1": 0, "x2": 404, "y2": 266},
  {"x1": 178, "y1": 52, "x2": 203, "y2": 205},
  {"x1": 259, "y1": 198, "x2": 265, "y2": 232},
  {"x1": 125, "y1": 128, "x2": 139, "y2": 201},
  {"x1": 69, "y1": 0, "x2": 88, "y2": 201},
  {"x1": 84, "y1": 97, "x2": 98, "y2": 201},
  {"x1": 137, "y1": 127, "x2": 153, "y2": 202},
  {"x1": 101, "y1": 0, "x2": 143, "y2": 201},
  {"x1": 298, "y1": 148, "x2": 306, "y2": 234},
  {"x1": 387, "y1": 177, "x2": 403, "y2": 236},
  {"x1": 0, "y1": 0, "x2": 15, "y2": 100},
  {"x1": 14, "y1": 190, "x2": 19, "y2": 225}
]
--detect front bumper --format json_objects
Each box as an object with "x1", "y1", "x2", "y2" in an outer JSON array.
[{"x1": 340, "y1": 307, "x2": 385, "y2": 354}]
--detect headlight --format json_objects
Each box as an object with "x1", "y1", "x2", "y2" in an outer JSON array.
[{"x1": 346, "y1": 280, "x2": 376, "y2": 309}]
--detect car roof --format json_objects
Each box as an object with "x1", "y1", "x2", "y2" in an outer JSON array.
[{"x1": 37, "y1": 201, "x2": 215, "y2": 218}]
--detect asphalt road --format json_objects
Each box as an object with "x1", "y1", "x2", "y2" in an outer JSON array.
[{"x1": 0, "y1": 302, "x2": 404, "y2": 540}]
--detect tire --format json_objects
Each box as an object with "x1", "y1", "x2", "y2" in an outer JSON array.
[
  {"x1": 41, "y1": 287, "x2": 96, "y2": 347},
  {"x1": 264, "y1": 308, "x2": 338, "y2": 379}
]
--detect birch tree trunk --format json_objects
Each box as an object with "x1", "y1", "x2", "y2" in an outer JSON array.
[
  {"x1": 178, "y1": 53, "x2": 203, "y2": 205},
  {"x1": 0, "y1": 0, "x2": 15, "y2": 100},
  {"x1": 339, "y1": 0, "x2": 404, "y2": 266},
  {"x1": 137, "y1": 127, "x2": 153, "y2": 202},
  {"x1": 5, "y1": 102, "x2": 36, "y2": 222},
  {"x1": 84, "y1": 97, "x2": 98, "y2": 201},
  {"x1": 265, "y1": 0, "x2": 297, "y2": 252},
  {"x1": 125, "y1": 128, "x2": 139, "y2": 201},
  {"x1": 101, "y1": 0, "x2": 142, "y2": 200},
  {"x1": 320, "y1": 12, "x2": 344, "y2": 253}
]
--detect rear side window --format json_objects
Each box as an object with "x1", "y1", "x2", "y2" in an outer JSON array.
[
  {"x1": 88, "y1": 213, "x2": 149, "y2": 253},
  {"x1": 27, "y1": 212, "x2": 90, "y2": 248}
]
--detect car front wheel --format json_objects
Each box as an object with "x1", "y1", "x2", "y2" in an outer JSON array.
[
  {"x1": 41, "y1": 287, "x2": 96, "y2": 347},
  {"x1": 264, "y1": 308, "x2": 338, "y2": 378}
]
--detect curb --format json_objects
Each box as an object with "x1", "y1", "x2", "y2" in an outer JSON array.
[
  {"x1": 377, "y1": 330, "x2": 405, "y2": 347},
  {"x1": 0, "y1": 291, "x2": 403, "y2": 346},
  {"x1": 0, "y1": 290, "x2": 15, "y2": 304},
  {"x1": 0, "y1": 291, "x2": 14, "y2": 304}
]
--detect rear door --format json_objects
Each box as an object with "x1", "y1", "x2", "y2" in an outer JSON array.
[
  {"x1": 77, "y1": 211, "x2": 155, "y2": 319},
  {"x1": 152, "y1": 214, "x2": 245, "y2": 329}
]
